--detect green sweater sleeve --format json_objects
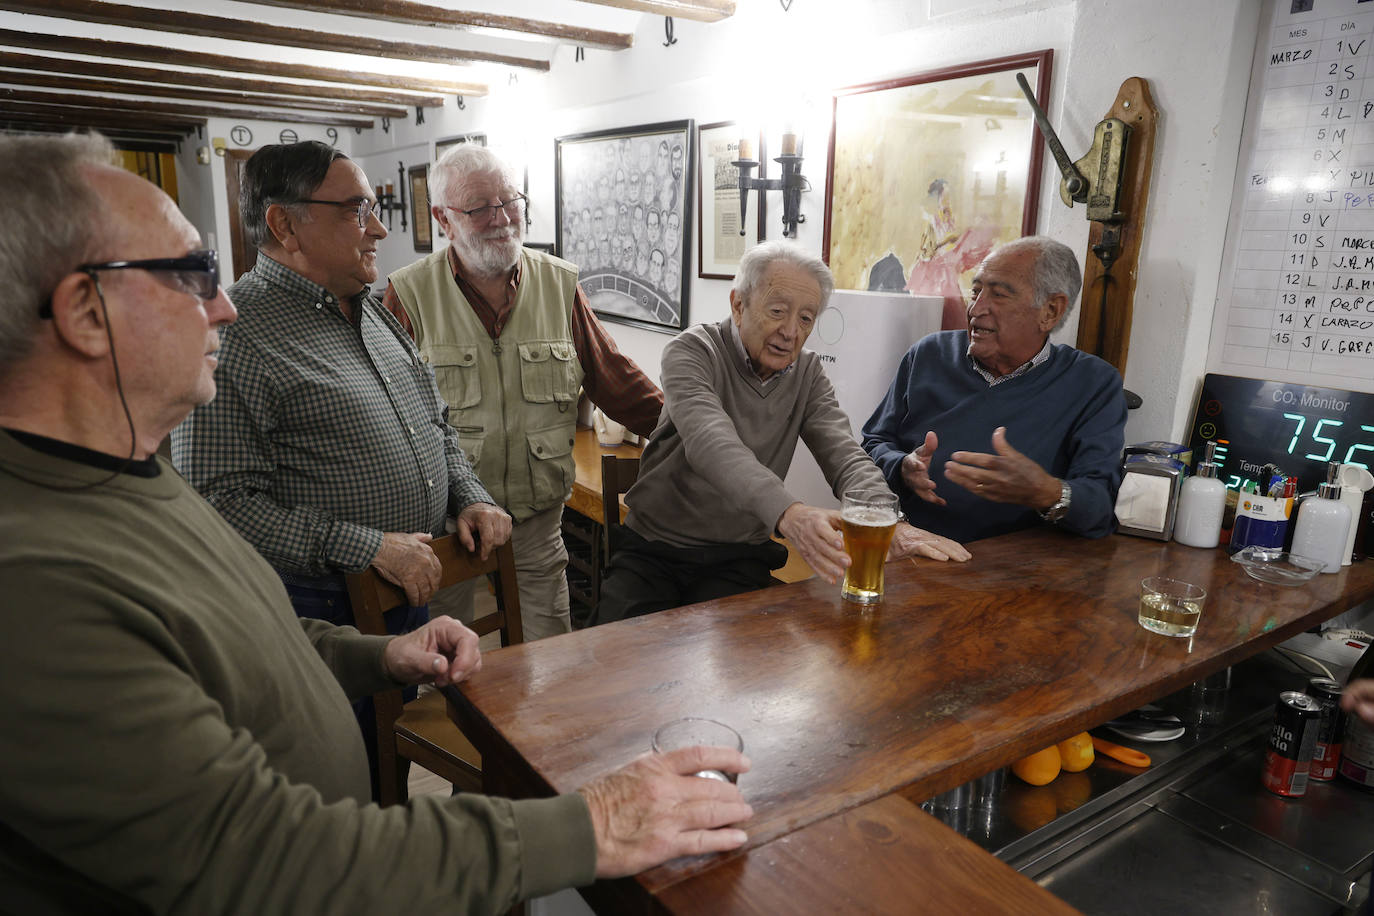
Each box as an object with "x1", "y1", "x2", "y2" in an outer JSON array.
[{"x1": 0, "y1": 567, "x2": 596, "y2": 915}]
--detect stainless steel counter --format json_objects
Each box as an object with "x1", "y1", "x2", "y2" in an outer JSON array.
[{"x1": 924, "y1": 651, "x2": 1374, "y2": 914}]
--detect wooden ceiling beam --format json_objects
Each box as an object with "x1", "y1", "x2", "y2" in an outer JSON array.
[
  {"x1": 574, "y1": 0, "x2": 734, "y2": 22},
  {"x1": 0, "y1": 121, "x2": 187, "y2": 143},
  {"x1": 0, "y1": 51, "x2": 447, "y2": 107},
  {"x1": 0, "y1": 0, "x2": 551, "y2": 70},
  {"x1": 0, "y1": 101, "x2": 203, "y2": 133},
  {"x1": 0, "y1": 88, "x2": 375, "y2": 129},
  {"x1": 250, "y1": 0, "x2": 633, "y2": 51},
  {"x1": 0, "y1": 30, "x2": 488, "y2": 96},
  {"x1": 0, "y1": 71, "x2": 410, "y2": 118}
]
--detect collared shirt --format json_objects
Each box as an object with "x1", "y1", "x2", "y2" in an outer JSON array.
[
  {"x1": 727, "y1": 319, "x2": 796, "y2": 386},
  {"x1": 172, "y1": 254, "x2": 493, "y2": 576},
  {"x1": 381, "y1": 246, "x2": 663, "y2": 437},
  {"x1": 968, "y1": 338, "x2": 1054, "y2": 386}
]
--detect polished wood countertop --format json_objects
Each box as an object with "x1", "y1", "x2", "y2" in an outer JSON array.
[{"x1": 474, "y1": 506, "x2": 1374, "y2": 911}]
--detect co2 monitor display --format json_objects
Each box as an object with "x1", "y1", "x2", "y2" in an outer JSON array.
[{"x1": 1186, "y1": 373, "x2": 1374, "y2": 494}]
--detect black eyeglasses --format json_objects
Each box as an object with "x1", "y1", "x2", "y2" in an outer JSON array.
[
  {"x1": 451, "y1": 194, "x2": 527, "y2": 222},
  {"x1": 39, "y1": 248, "x2": 220, "y2": 317},
  {"x1": 297, "y1": 197, "x2": 382, "y2": 228}
]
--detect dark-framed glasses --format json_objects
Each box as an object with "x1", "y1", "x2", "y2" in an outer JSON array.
[
  {"x1": 297, "y1": 197, "x2": 382, "y2": 228},
  {"x1": 39, "y1": 248, "x2": 220, "y2": 317},
  {"x1": 453, "y1": 194, "x2": 527, "y2": 222}
]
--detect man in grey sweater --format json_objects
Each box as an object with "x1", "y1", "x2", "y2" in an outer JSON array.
[{"x1": 595, "y1": 242, "x2": 968, "y2": 623}]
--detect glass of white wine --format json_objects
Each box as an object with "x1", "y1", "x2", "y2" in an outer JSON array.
[{"x1": 1139, "y1": 575, "x2": 1207, "y2": 637}]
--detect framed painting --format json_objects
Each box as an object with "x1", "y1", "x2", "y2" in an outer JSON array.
[
  {"x1": 823, "y1": 51, "x2": 1052, "y2": 315},
  {"x1": 555, "y1": 119, "x2": 694, "y2": 334},
  {"x1": 408, "y1": 164, "x2": 432, "y2": 253},
  {"x1": 697, "y1": 121, "x2": 765, "y2": 280}
]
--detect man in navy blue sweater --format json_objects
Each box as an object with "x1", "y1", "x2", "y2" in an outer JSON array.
[{"x1": 862, "y1": 236, "x2": 1127, "y2": 543}]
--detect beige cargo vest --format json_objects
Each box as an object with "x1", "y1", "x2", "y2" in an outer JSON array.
[{"x1": 390, "y1": 247, "x2": 584, "y2": 521}]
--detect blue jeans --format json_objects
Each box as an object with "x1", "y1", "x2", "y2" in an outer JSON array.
[{"x1": 280, "y1": 572, "x2": 428, "y2": 803}]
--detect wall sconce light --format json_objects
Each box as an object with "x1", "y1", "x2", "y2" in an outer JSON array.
[
  {"x1": 373, "y1": 161, "x2": 408, "y2": 232},
  {"x1": 735, "y1": 130, "x2": 809, "y2": 239}
]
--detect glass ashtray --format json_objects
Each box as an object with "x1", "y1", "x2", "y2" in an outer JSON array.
[{"x1": 1230, "y1": 546, "x2": 1324, "y2": 586}]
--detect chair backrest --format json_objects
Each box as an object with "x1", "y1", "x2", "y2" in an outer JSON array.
[
  {"x1": 600, "y1": 453, "x2": 640, "y2": 558},
  {"x1": 346, "y1": 534, "x2": 523, "y2": 646}
]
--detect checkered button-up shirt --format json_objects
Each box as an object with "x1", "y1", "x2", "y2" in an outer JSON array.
[{"x1": 172, "y1": 254, "x2": 493, "y2": 576}]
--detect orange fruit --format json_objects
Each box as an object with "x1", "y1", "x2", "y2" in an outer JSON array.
[
  {"x1": 1056, "y1": 732, "x2": 1095, "y2": 773},
  {"x1": 1011, "y1": 744, "x2": 1061, "y2": 786}
]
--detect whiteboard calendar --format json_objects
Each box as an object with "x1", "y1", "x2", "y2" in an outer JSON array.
[{"x1": 1209, "y1": 0, "x2": 1374, "y2": 392}]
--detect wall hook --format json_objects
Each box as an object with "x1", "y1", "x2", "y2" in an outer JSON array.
[
  {"x1": 663, "y1": 16, "x2": 677, "y2": 47},
  {"x1": 381, "y1": 116, "x2": 391, "y2": 134},
  {"x1": 415, "y1": 106, "x2": 425, "y2": 125},
  {"x1": 575, "y1": 46, "x2": 585, "y2": 62},
  {"x1": 456, "y1": 94, "x2": 466, "y2": 110},
  {"x1": 780, "y1": 0, "x2": 794, "y2": 10}
]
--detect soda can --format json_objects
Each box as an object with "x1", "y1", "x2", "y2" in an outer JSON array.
[
  {"x1": 1261, "y1": 691, "x2": 1321, "y2": 797},
  {"x1": 1308, "y1": 677, "x2": 1343, "y2": 781}
]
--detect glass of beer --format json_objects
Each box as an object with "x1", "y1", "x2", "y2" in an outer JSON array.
[{"x1": 841, "y1": 489, "x2": 900, "y2": 604}]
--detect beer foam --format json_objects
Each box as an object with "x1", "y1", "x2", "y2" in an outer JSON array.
[{"x1": 842, "y1": 507, "x2": 898, "y2": 526}]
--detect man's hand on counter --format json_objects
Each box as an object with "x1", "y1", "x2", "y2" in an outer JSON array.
[
  {"x1": 887, "y1": 521, "x2": 971, "y2": 563},
  {"x1": 1342, "y1": 679, "x2": 1374, "y2": 726},
  {"x1": 580, "y1": 747, "x2": 753, "y2": 878}
]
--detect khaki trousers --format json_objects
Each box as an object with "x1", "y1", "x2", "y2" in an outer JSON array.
[{"x1": 430, "y1": 503, "x2": 572, "y2": 641}]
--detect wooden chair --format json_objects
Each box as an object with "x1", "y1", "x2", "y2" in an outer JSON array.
[
  {"x1": 600, "y1": 453, "x2": 640, "y2": 563},
  {"x1": 345, "y1": 534, "x2": 523, "y2": 806}
]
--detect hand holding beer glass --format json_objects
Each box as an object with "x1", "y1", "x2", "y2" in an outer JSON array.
[{"x1": 840, "y1": 489, "x2": 900, "y2": 604}]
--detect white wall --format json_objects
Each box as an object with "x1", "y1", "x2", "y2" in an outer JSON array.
[
  {"x1": 344, "y1": 0, "x2": 1259, "y2": 445},
  {"x1": 145, "y1": 0, "x2": 1260, "y2": 446}
]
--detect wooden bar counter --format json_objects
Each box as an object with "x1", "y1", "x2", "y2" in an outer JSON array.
[{"x1": 450, "y1": 526, "x2": 1374, "y2": 913}]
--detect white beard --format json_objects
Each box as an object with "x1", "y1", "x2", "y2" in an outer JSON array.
[{"x1": 454, "y1": 225, "x2": 522, "y2": 277}]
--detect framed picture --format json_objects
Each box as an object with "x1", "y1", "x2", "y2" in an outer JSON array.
[
  {"x1": 408, "y1": 164, "x2": 432, "y2": 253},
  {"x1": 824, "y1": 51, "x2": 1052, "y2": 310},
  {"x1": 555, "y1": 119, "x2": 694, "y2": 334},
  {"x1": 696, "y1": 121, "x2": 765, "y2": 280}
]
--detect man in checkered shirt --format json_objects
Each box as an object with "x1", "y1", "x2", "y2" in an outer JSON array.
[{"x1": 172, "y1": 141, "x2": 510, "y2": 799}]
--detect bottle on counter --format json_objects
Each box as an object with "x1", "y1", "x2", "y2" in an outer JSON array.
[
  {"x1": 1174, "y1": 441, "x2": 1226, "y2": 549},
  {"x1": 1340, "y1": 644, "x2": 1374, "y2": 788},
  {"x1": 1291, "y1": 461, "x2": 1354, "y2": 573}
]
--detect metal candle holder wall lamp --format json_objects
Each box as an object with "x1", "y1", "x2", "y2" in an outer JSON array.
[{"x1": 734, "y1": 133, "x2": 809, "y2": 239}]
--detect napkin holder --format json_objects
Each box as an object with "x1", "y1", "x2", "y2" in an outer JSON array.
[{"x1": 1114, "y1": 448, "x2": 1185, "y2": 540}]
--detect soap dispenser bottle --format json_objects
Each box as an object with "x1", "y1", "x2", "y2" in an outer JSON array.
[
  {"x1": 1174, "y1": 441, "x2": 1226, "y2": 548},
  {"x1": 1292, "y1": 461, "x2": 1354, "y2": 573}
]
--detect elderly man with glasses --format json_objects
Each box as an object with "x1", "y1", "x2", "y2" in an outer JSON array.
[
  {"x1": 172, "y1": 141, "x2": 511, "y2": 800},
  {"x1": 0, "y1": 131, "x2": 751, "y2": 915},
  {"x1": 382, "y1": 144, "x2": 661, "y2": 638}
]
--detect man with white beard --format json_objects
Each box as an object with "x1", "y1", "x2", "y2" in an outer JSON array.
[{"x1": 384, "y1": 145, "x2": 662, "y2": 638}]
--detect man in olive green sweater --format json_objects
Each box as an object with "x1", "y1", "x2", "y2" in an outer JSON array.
[{"x1": 0, "y1": 133, "x2": 750, "y2": 914}]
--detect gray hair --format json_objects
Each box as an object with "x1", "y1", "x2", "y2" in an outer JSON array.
[
  {"x1": 0, "y1": 131, "x2": 117, "y2": 376},
  {"x1": 430, "y1": 144, "x2": 517, "y2": 208},
  {"x1": 733, "y1": 240, "x2": 835, "y2": 312},
  {"x1": 240, "y1": 141, "x2": 347, "y2": 249},
  {"x1": 988, "y1": 235, "x2": 1082, "y2": 330}
]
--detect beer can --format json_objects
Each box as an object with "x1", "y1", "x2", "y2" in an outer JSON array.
[
  {"x1": 1307, "y1": 677, "x2": 1343, "y2": 781},
  {"x1": 1261, "y1": 691, "x2": 1321, "y2": 797}
]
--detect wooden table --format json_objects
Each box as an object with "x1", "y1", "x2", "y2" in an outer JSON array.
[
  {"x1": 565, "y1": 426, "x2": 815, "y2": 584},
  {"x1": 449, "y1": 528, "x2": 1374, "y2": 913}
]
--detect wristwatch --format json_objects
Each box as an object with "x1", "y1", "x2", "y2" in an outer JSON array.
[{"x1": 1039, "y1": 481, "x2": 1072, "y2": 523}]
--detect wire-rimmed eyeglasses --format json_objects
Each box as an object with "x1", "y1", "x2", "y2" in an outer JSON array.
[
  {"x1": 297, "y1": 197, "x2": 383, "y2": 228},
  {"x1": 450, "y1": 194, "x2": 527, "y2": 222},
  {"x1": 38, "y1": 248, "x2": 220, "y2": 318}
]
